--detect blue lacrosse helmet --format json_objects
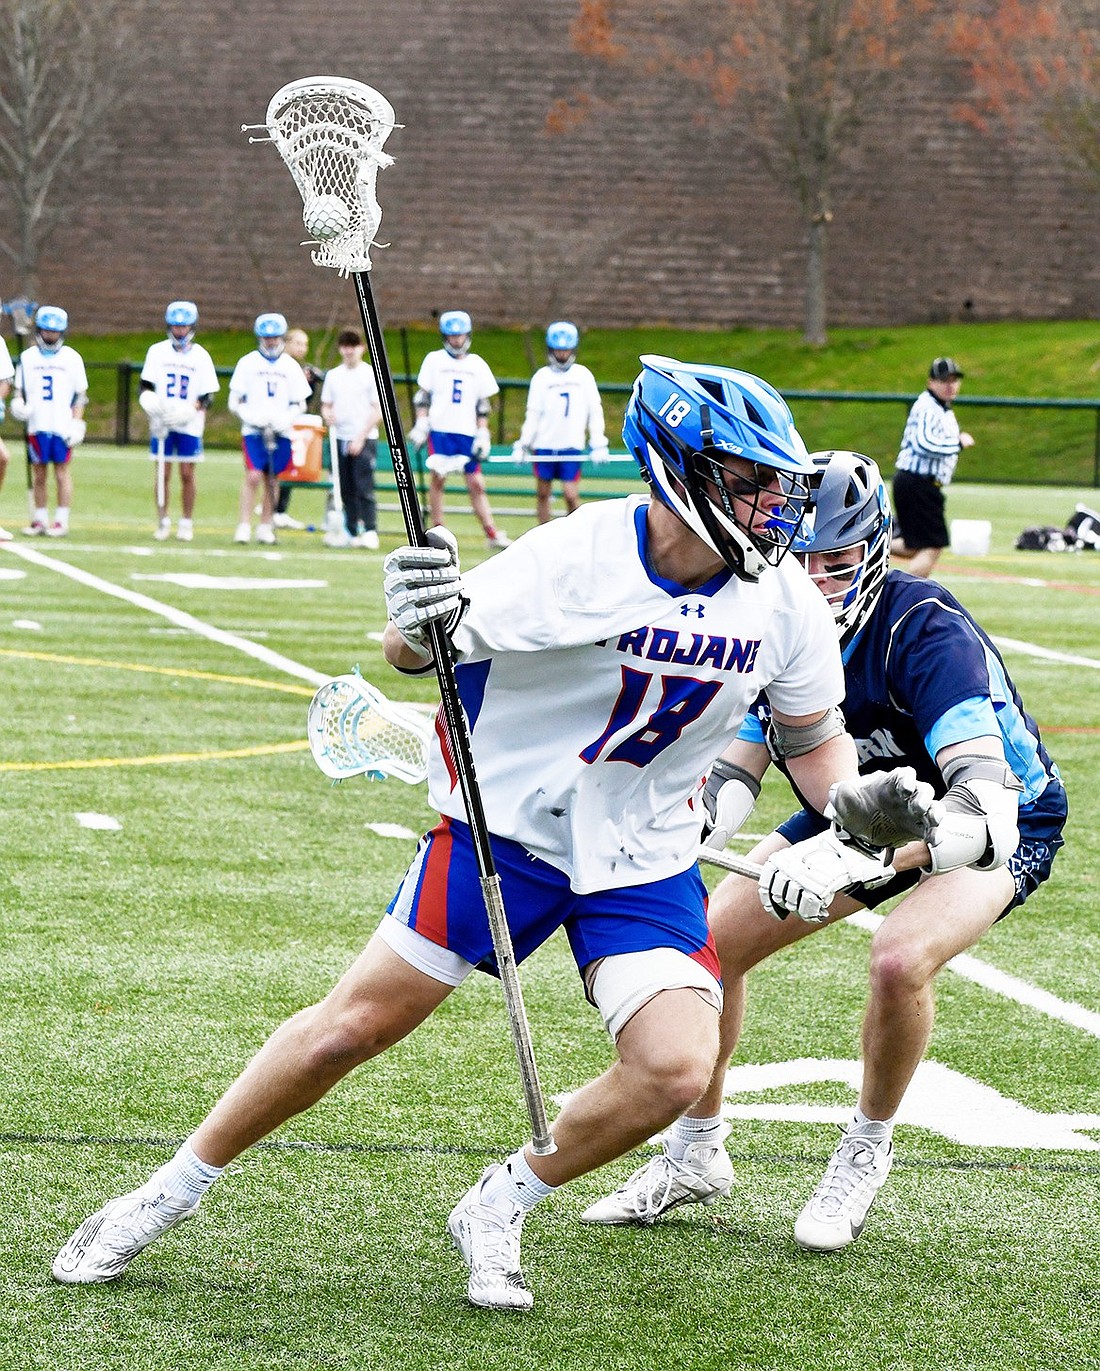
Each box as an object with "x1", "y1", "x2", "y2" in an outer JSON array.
[
  {"x1": 255, "y1": 311, "x2": 288, "y2": 358},
  {"x1": 439, "y1": 309, "x2": 472, "y2": 357},
  {"x1": 623, "y1": 354, "x2": 814, "y2": 581},
  {"x1": 35, "y1": 305, "x2": 68, "y2": 353},
  {"x1": 546, "y1": 320, "x2": 579, "y2": 371},
  {"x1": 165, "y1": 300, "x2": 198, "y2": 349},
  {"x1": 794, "y1": 450, "x2": 892, "y2": 648}
]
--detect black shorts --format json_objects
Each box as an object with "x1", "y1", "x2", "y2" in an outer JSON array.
[{"x1": 893, "y1": 469, "x2": 948, "y2": 550}]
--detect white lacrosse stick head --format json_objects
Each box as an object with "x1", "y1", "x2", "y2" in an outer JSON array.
[
  {"x1": 257, "y1": 76, "x2": 398, "y2": 275},
  {"x1": 308, "y1": 673, "x2": 430, "y2": 784}
]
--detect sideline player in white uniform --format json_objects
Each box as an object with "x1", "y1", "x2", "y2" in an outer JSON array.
[
  {"x1": 513, "y1": 321, "x2": 608, "y2": 523},
  {"x1": 409, "y1": 310, "x2": 509, "y2": 549},
  {"x1": 226, "y1": 313, "x2": 310, "y2": 545},
  {"x1": 585, "y1": 450, "x2": 1066, "y2": 1250},
  {"x1": 53, "y1": 359, "x2": 939, "y2": 1311},
  {"x1": 0, "y1": 326, "x2": 13, "y2": 540},
  {"x1": 139, "y1": 301, "x2": 220, "y2": 541},
  {"x1": 11, "y1": 306, "x2": 87, "y2": 537},
  {"x1": 320, "y1": 328, "x2": 383, "y2": 548}
]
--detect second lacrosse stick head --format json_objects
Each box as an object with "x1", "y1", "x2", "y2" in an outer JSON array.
[
  {"x1": 308, "y1": 673, "x2": 431, "y2": 784},
  {"x1": 260, "y1": 76, "x2": 397, "y2": 275}
]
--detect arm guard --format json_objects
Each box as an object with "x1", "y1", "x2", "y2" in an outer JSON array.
[
  {"x1": 413, "y1": 388, "x2": 430, "y2": 410},
  {"x1": 766, "y1": 704, "x2": 846, "y2": 760},
  {"x1": 923, "y1": 754, "x2": 1023, "y2": 875},
  {"x1": 475, "y1": 397, "x2": 492, "y2": 418},
  {"x1": 701, "y1": 759, "x2": 761, "y2": 850}
]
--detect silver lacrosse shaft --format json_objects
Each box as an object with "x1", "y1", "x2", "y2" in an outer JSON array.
[
  {"x1": 351, "y1": 270, "x2": 555, "y2": 1156},
  {"x1": 696, "y1": 846, "x2": 763, "y2": 879}
]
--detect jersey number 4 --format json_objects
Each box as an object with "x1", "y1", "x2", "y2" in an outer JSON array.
[{"x1": 580, "y1": 666, "x2": 722, "y2": 766}]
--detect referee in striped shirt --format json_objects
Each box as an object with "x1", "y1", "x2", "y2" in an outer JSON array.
[{"x1": 890, "y1": 357, "x2": 974, "y2": 578}]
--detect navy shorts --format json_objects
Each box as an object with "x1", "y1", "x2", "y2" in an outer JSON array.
[
  {"x1": 386, "y1": 816, "x2": 720, "y2": 981},
  {"x1": 892, "y1": 469, "x2": 948, "y2": 550}
]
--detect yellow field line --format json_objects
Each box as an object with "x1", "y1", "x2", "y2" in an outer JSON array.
[
  {"x1": 0, "y1": 648, "x2": 315, "y2": 696},
  {"x1": 0, "y1": 740, "x2": 311, "y2": 772}
]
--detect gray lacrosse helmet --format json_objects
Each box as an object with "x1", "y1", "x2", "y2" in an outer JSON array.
[{"x1": 795, "y1": 450, "x2": 892, "y2": 647}]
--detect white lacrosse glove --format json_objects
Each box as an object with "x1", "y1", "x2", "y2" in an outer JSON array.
[
  {"x1": 236, "y1": 403, "x2": 267, "y2": 431},
  {"x1": 588, "y1": 441, "x2": 610, "y2": 464},
  {"x1": 67, "y1": 418, "x2": 87, "y2": 447},
  {"x1": 759, "y1": 826, "x2": 896, "y2": 924},
  {"x1": 138, "y1": 390, "x2": 166, "y2": 424},
  {"x1": 10, "y1": 394, "x2": 29, "y2": 423},
  {"x1": 701, "y1": 758, "x2": 761, "y2": 850},
  {"x1": 162, "y1": 398, "x2": 197, "y2": 430},
  {"x1": 827, "y1": 766, "x2": 943, "y2": 848},
  {"x1": 512, "y1": 439, "x2": 531, "y2": 462},
  {"x1": 472, "y1": 428, "x2": 491, "y2": 461},
  {"x1": 383, "y1": 526, "x2": 467, "y2": 655},
  {"x1": 407, "y1": 416, "x2": 430, "y2": 447}
]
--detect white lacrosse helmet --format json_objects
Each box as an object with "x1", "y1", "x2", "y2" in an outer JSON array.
[
  {"x1": 794, "y1": 450, "x2": 892, "y2": 649},
  {"x1": 546, "y1": 320, "x2": 579, "y2": 371},
  {"x1": 165, "y1": 300, "x2": 198, "y2": 350},
  {"x1": 35, "y1": 305, "x2": 68, "y2": 354},
  {"x1": 255, "y1": 311, "x2": 288, "y2": 358},
  {"x1": 439, "y1": 310, "x2": 472, "y2": 358}
]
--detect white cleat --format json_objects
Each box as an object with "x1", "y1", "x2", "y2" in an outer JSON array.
[
  {"x1": 176, "y1": 520, "x2": 193, "y2": 542},
  {"x1": 52, "y1": 1186, "x2": 199, "y2": 1284},
  {"x1": 794, "y1": 1127, "x2": 894, "y2": 1252},
  {"x1": 582, "y1": 1128, "x2": 734, "y2": 1225},
  {"x1": 255, "y1": 523, "x2": 277, "y2": 545},
  {"x1": 233, "y1": 522, "x2": 251, "y2": 544},
  {"x1": 154, "y1": 519, "x2": 172, "y2": 541},
  {"x1": 0, "y1": 524, "x2": 13, "y2": 542},
  {"x1": 46, "y1": 521, "x2": 67, "y2": 537},
  {"x1": 447, "y1": 1165, "x2": 533, "y2": 1311},
  {"x1": 486, "y1": 530, "x2": 511, "y2": 550},
  {"x1": 359, "y1": 528, "x2": 380, "y2": 549},
  {"x1": 273, "y1": 512, "x2": 305, "y2": 530}
]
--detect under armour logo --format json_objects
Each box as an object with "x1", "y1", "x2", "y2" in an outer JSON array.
[{"x1": 680, "y1": 603, "x2": 706, "y2": 618}]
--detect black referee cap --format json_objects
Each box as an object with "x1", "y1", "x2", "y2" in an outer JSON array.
[{"x1": 929, "y1": 357, "x2": 964, "y2": 380}]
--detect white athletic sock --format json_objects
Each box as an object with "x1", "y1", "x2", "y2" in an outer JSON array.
[
  {"x1": 55, "y1": 507, "x2": 70, "y2": 529},
  {"x1": 667, "y1": 1114, "x2": 727, "y2": 1160},
  {"x1": 35, "y1": 507, "x2": 48, "y2": 525},
  {"x1": 177, "y1": 518, "x2": 192, "y2": 531},
  {"x1": 481, "y1": 1149, "x2": 556, "y2": 1214},
  {"x1": 852, "y1": 1106, "x2": 895, "y2": 1140},
  {"x1": 147, "y1": 1137, "x2": 225, "y2": 1205}
]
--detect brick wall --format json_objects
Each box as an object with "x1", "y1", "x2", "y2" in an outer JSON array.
[{"x1": 9, "y1": 0, "x2": 1098, "y2": 334}]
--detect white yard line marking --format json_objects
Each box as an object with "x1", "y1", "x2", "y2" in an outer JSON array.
[
  {"x1": 993, "y1": 636, "x2": 1100, "y2": 671},
  {"x1": 75, "y1": 812, "x2": 122, "y2": 830},
  {"x1": 845, "y1": 909, "x2": 1100, "y2": 1039},
  {"x1": 2, "y1": 543, "x2": 329, "y2": 688},
  {"x1": 366, "y1": 822, "x2": 419, "y2": 840}
]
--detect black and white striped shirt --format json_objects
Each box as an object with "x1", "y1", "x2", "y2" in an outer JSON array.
[{"x1": 895, "y1": 389, "x2": 962, "y2": 485}]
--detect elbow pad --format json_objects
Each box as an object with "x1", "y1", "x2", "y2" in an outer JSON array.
[
  {"x1": 766, "y1": 705, "x2": 846, "y2": 760},
  {"x1": 701, "y1": 760, "x2": 761, "y2": 850},
  {"x1": 413, "y1": 389, "x2": 430, "y2": 410},
  {"x1": 923, "y1": 754, "x2": 1024, "y2": 875},
  {"x1": 475, "y1": 397, "x2": 492, "y2": 418}
]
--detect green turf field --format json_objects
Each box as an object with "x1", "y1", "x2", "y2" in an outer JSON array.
[{"x1": 1, "y1": 449, "x2": 1098, "y2": 1370}]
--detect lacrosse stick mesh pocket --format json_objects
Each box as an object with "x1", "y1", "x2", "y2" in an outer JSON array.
[{"x1": 308, "y1": 675, "x2": 430, "y2": 784}]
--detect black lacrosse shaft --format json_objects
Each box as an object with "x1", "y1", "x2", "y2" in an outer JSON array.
[{"x1": 351, "y1": 272, "x2": 554, "y2": 1153}]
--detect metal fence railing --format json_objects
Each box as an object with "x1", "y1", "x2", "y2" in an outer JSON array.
[{"x1": 6, "y1": 364, "x2": 1097, "y2": 488}]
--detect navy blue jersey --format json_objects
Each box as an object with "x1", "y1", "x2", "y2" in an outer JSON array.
[{"x1": 742, "y1": 570, "x2": 1062, "y2": 805}]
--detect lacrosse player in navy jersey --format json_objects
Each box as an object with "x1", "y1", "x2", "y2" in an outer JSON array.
[
  {"x1": 586, "y1": 449, "x2": 1067, "y2": 1251},
  {"x1": 54, "y1": 365, "x2": 940, "y2": 1311},
  {"x1": 409, "y1": 310, "x2": 510, "y2": 549},
  {"x1": 139, "y1": 302, "x2": 220, "y2": 541}
]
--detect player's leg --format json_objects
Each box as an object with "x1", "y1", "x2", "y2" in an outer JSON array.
[
  {"x1": 53, "y1": 936, "x2": 456, "y2": 1285},
  {"x1": 179, "y1": 460, "x2": 197, "y2": 522},
  {"x1": 28, "y1": 446, "x2": 49, "y2": 532},
  {"x1": 336, "y1": 440, "x2": 357, "y2": 538},
  {"x1": 561, "y1": 475, "x2": 582, "y2": 514},
  {"x1": 465, "y1": 468, "x2": 509, "y2": 549},
  {"x1": 906, "y1": 545, "x2": 941, "y2": 577},
  {"x1": 359, "y1": 441, "x2": 379, "y2": 546},
  {"x1": 0, "y1": 438, "x2": 11, "y2": 539},
  {"x1": 535, "y1": 474, "x2": 553, "y2": 523},
  {"x1": 50, "y1": 452, "x2": 73, "y2": 535},
  {"x1": 236, "y1": 451, "x2": 263, "y2": 542},
  {"x1": 428, "y1": 470, "x2": 446, "y2": 527},
  {"x1": 794, "y1": 866, "x2": 1011, "y2": 1252}
]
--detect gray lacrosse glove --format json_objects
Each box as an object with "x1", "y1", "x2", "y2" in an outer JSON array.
[
  {"x1": 383, "y1": 527, "x2": 467, "y2": 655},
  {"x1": 10, "y1": 394, "x2": 29, "y2": 423},
  {"x1": 826, "y1": 766, "x2": 943, "y2": 849},
  {"x1": 407, "y1": 416, "x2": 430, "y2": 447},
  {"x1": 759, "y1": 826, "x2": 896, "y2": 924}
]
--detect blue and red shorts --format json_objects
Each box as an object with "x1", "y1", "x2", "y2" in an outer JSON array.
[
  {"x1": 387, "y1": 816, "x2": 719, "y2": 981},
  {"x1": 29, "y1": 433, "x2": 72, "y2": 466},
  {"x1": 242, "y1": 432, "x2": 293, "y2": 476},
  {"x1": 150, "y1": 432, "x2": 203, "y2": 460},
  {"x1": 429, "y1": 431, "x2": 479, "y2": 475}
]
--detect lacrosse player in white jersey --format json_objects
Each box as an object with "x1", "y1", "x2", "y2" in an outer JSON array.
[
  {"x1": 409, "y1": 310, "x2": 510, "y2": 549},
  {"x1": 513, "y1": 321, "x2": 608, "y2": 523},
  {"x1": 53, "y1": 358, "x2": 939, "y2": 1311},
  {"x1": 12, "y1": 306, "x2": 87, "y2": 537},
  {"x1": 139, "y1": 302, "x2": 220, "y2": 541},
  {"x1": 226, "y1": 313, "x2": 311, "y2": 545},
  {"x1": 0, "y1": 327, "x2": 13, "y2": 540}
]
